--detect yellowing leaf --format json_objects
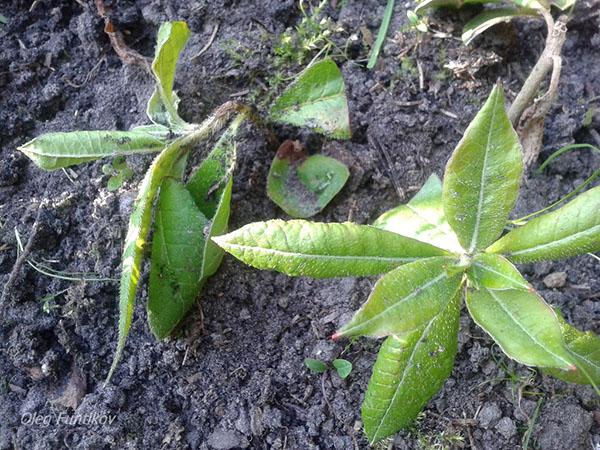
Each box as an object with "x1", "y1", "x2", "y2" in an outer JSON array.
[
  {"x1": 443, "y1": 85, "x2": 523, "y2": 253},
  {"x1": 213, "y1": 220, "x2": 450, "y2": 279}
]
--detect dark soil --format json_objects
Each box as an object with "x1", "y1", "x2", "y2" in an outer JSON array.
[{"x1": 1, "y1": 1, "x2": 599, "y2": 449}]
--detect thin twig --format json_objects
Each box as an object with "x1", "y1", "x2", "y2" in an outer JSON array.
[
  {"x1": 370, "y1": 134, "x2": 405, "y2": 200},
  {"x1": 0, "y1": 200, "x2": 45, "y2": 306},
  {"x1": 191, "y1": 23, "x2": 220, "y2": 61}
]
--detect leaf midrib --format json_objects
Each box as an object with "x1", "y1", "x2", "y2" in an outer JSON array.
[{"x1": 505, "y1": 223, "x2": 600, "y2": 257}]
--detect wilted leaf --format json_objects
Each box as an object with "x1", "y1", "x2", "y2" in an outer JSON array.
[
  {"x1": 213, "y1": 220, "x2": 450, "y2": 279},
  {"x1": 267, "y1": 140, "x2": 349, "y2": 218},
  {"x1": 269, "y1": 59, "x2": 351, "y2": 139},
  {"x1": 466, "y1": 267, "x2": 574, "y2": 370},
  {"x1": 373, "y1": 174, "x2": 462, "y2": 253},
  {"x1": 148, "y1": 179, "x2": 209, "y2": 338},
  {"x1": 443, "y1": 85, "x2": 523, "y2": 253},
  {"x1": 305, "y1": 358, "x2": 328, "y2": 373},
  {"x1": 337, "y1": 257, "x2": 463, "y2": 338},
  {"x1": 18, "y1": 130, "x2": 166, "y2": 170},
  {"x1": 333, "y1": 359, "x2": 353, "y2": 379},
  {"x1": 362, "y1": 291, "x2": 460, "y2": 443},
  {"x1": 545, "y1": 315, "x2": 600, "y2": 386},
  {"x1": 462, "y1": 8, "x2": 538, "y2": 45},
  {"x1": 486, "y1": 185, "x2": 600, "y2": 263},
  {"x1": 147, "y1": 21, "x2": 191, "y2": 130}
]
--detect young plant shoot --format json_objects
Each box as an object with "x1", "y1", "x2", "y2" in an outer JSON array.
[
  {"x1": 214, "y1": 85, "x2": 600, "y2": 444},
  {"x1": 17, "y1": 21, "x2": 351, "y2": 381}
]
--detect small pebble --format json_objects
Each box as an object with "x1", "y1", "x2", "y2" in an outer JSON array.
[{"x1": 543, "y1": 272, "x2": 567, "y2": 289}]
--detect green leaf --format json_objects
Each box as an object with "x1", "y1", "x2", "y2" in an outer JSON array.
[
  {"x1": 465, "y1": 266, "x2": 574, "y2": 369},
  {"x1": 267, "y1": 140, "x2": 349, "y2": 218},
  {"x1": 414, "y1": 0, "x2": 497, "y2": 13},
  {"x1": 362, "y1": 291, "x2": 460, "y2": 443},
  {"x1": 333, "y1": 359, "x2": 353, "y2": 379},
  {"x1": 486, "y1": 185, "x2": 600, "y2": 263},
  {"x1": 106, "y1": 129, "x2": 209, "y2": 383},
  {"x1": 147, "y1": 179, "x2": 209, "y2": 338},
  {"x1": 147, "y1": 116, "x2": 242, "y2": 339},
  {"x1": 462, "y1": 8, "x2": 538, "y2": 45},
  {"x1": 550, "y1": 0, "x2": 576, "y2": 10},
  {"x1": 147, "y1": 21, "x2": 191, "y2": 130},
  {"x1": 442, "y1": 85, "x2": 523, "y2": 253},
  {"x1": 213, "y1": 220, "x2": 450, "y2": 279},
  {"x1": 131, "y1": 124, "x2": 176, "y2": 140},
  {"x1": 18, "y1": 131, "x2": 166, "y2": 170},
  {"x1": 336, "y1": 257, "x2": 463, "y2": 339},
  {"x1": 545, "y1": 315, "x2": 600, "y2": 387},
  {"x1": 373, "y1": 174, "x2": 462, "y2": 253},
  {"x1": 305, "y1": 358, "x2": 329, "y2": 373},
  {"x1": 269, "y1": 59, "x2": 351, "y2": 139},
  {"x1": 468, "y1": 253, "x2": 531, "y2": 290}
]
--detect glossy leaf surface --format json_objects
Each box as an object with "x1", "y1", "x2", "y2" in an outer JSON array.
[
  {"x1": 443, "y1": 86, "x2": 523, "y2": 253},
  {"x1": 337, "y1": 257, "x2": 463, "y2": 338},
  {"x1": 373, "y1": 174, "x2": 462, "y2": 253},
  {"x1": 18, "y1": 131, "x2": 166, "y2": 170},
  {"x1": 213, "y1": 220, "x2": 449, "y2": 279},
  {"x1": 362, "y1": 291, "x2": 460, "y2": 443},
  {"x1": 267, "y1": 140, "x2": 349, "y2": 218},
  {"x1": 269, "y1": 59, "x2": 351, "y2": 139},
  {"x1": 487, "y1": 185, "x2": 600, "y2": 263},
  {"x1": 462, "y1": 8, "x2": 538, "y2": 45}
]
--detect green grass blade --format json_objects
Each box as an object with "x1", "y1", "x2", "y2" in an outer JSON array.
[
  {"x1": 213, "y1": 220, "x2": 450, "y2": 279},
  {"x1": 367, "y1": 0, "x2": 395, "y2": 70}
]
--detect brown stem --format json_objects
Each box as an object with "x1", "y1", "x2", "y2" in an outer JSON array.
[{"x1": 508, "y1": 13, "x2": 568, "y2": 127}]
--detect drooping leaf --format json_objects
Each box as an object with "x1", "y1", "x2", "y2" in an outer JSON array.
[
  {"x1": 442, "y1": 85, "x2": 523, "y2": 253},
  {"x1": 545, "y1": 315, "x2": 600, "y2": 387},
  {"x1": 213, "y1": 220, "x2": 450, "y2": 279},
  {"x1": 147, "y1": 179, "x2": 209, "y2": 338},
  {"x1": 373, "y1": 174, "x2": 462, "y2": 253},
  {"x1": 336, "y1": 257, "x2": 463, "y2": 338},
  {"x1": 466, "y1": 266, "x2": 574, "y2": 370},
  {"x1": 267, "y1": 140, "x2": 349, "y2": 218},
  {"x1": 333, "y1": 359, "x2": 353, "y2": 379},
  {"x1": 486, "y1": 185, "x2": 600, "y2": 263},
  {"x1": 147, "y1": 116, "x2": 242, "y2": 338},
  {"x1": 146, "y1": 21, "x2": 191, "y2": 130},
  {"x1": 462, "y1": 8, "x2": 538, "y2": 45},
  {"x1": 467, "y1": 253, "x2": 531, "y2": 290},
  {"x1": 305, "y1": 358, "x2": 329, "y2": 373},
  {"x1": 18, "y1": 130, "x2": 166, "y2": 170},
  {"x1": 131, "y1": 124, "x2": 176, "y2": 140},
  {"x1": 362, "y1": 291, "x2": 460, "y2": 443},
  {"x1": 269, "y1": 59, "x2": 351, "y2": 139}
]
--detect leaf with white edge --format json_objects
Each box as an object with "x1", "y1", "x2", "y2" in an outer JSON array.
[
  {"x1": 462, "y1": 8, "x2": 539, "y2": 45},
  {"x1": 362, "y1": 291, "x2": 460, "y2": 443},
  {"x1": 443, "y1": 85, "x2": 523, "y2": 253},
  {"x1": 213, "y1": 220, "x2": 450, "y2": 279},
  {"x1": 267, "y1": 140, "x2": 349, "y2": 218},
  {"x1": 147, "y1": 21, "x2": 191, "y2": 130},
  {"x1": 373, "y1": 174, "x2": 462, "y2": 253},
  {"x1": 486, "y1": 185, "x2": 600, "y2": 263},
  {"x1": 545, "y1": 315, "x2": 600, "y2": 387},
  {"x1": 18, "y1": 131, "x2": 166, "y2": 170},
  {"x1": 466, "y1": 277, "x2": 574, "y2": 370},
  {"x1": 148, "y1": 179, "x2": 208, "y2": 338},
  {"x1": 269, "y1": 59, "x2": 351, "y2": 139},
  {"x1": 468, "y1": 253, "x2": 531, "y2": 290},
  {"x1": 336, "y1": 257, "x2": 463, "y2": 339},
  {"x1": 131, "y1": 124, "x2": 176, "y2": 140}
]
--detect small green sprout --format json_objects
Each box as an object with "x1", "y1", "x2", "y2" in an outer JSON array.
[
  {"x1": 17, "y1": 22, "x2": 351, "y2": 382},
  {"x1": 304, "y1": 357, "x2": 353, "y2": 379},
  {"x1": 214, "y1": 85, "x2": 600, "y2": 444}
]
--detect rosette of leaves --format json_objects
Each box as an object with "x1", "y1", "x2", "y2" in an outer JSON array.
[
  {"x1": 213, "y1": 85, "x2": 600, "y2": 444},
  {"x1": 412, "y1": 0, "x2": 574, "y2": 45},
  {"x1": 17, "y1": 22, "x2": 352, "y2": 381}
]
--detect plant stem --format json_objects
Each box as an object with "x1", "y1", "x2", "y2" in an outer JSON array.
[{"x1": 507, "y1": 13, "x2": 568, "y2": 126}]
